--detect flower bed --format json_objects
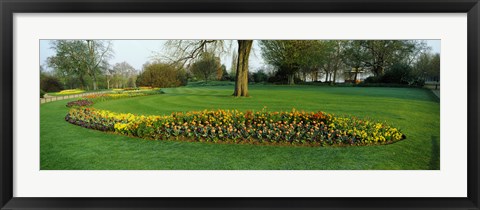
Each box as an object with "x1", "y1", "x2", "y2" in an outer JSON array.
[
  {"x1": 82, "y1": 89, "x2": 162, "y2": 102},
  {"x1": 65, "y1": 107, "x2": 406, "y2": 146},
  {"x1": 66, "y1": 99, "x2": 94, "y2": 107},
  {"x1": 56, "y1": 89, "x2": 85, "y2": 95}
]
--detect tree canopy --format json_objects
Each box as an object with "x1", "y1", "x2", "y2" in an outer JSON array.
[
  {"x1": 189, "y1": 52, "x2": 222, "y2": 83},
  {"x1": 47, "y1": 40, "x2": 112, "y2": 90}
]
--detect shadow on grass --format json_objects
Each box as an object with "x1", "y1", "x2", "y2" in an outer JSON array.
[
  {"x1": 330, "y1": 87, "x2": 439, "y2": 103},
  {"x1": 426, "y1": 89, "x2": 440, "y2": 103},
  {"x1": 429, "y1": 135, "x2": 440, "y2": 170}
]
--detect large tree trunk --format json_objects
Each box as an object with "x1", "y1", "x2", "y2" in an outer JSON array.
[
  {"x1": 79, "y1": 75, "x2": 86, "y2": 90},
  {"x1": 233, "y1": 40, "x2": 253, "y2": 97},
  {"x1": 332, "y1": 69, "x2": 337, "y2": 85},
  {"x1": 92, "y1": 74, "x2": 98, "y2": 90},
  {"x1": 354, "y1": 67, "x2": 359, "y2": 83},
  {"x1": 287, "y1": 74, "x2": 295, "y2": 85},
  {"x1": 374, "y1": 66, "x2": 384, "y2": 76}
]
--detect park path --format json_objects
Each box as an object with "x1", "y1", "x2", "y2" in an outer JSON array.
[{"x1": 40, "y1": 91, "x2": 111, "y2": 104}]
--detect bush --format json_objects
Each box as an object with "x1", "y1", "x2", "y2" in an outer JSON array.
[
  {"x1": 137, "y1": 63, "x2": 186, "y2": 88},
  {"x1": 410, "y1": 78, "x2": 425, "y2": 87},
  {"x1": 252, "y1": 70, "x2": 268, "y2": 83},
  {"x1": 363, "y1": 76, "x2": 381, "y2": 84},
  {"x1": 40, "y1": 89, "x2": 46, "y2": 98},
  {"x1": 362, "y1": 63, "x2": 425, "y2": 87},
  {"x1": 40, "y1": 75, "x2": 63, "y2": 92},
  {"x1": 381, "y1": 63, "x2": 411, "y2": 84}
]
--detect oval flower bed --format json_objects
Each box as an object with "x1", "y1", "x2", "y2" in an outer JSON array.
[{"x1": 65, "y1": 106, "x2": 406, "y2": 146}]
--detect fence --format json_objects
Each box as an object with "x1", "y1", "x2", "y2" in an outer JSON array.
[{"x1": 40, "y1": 91, "x2": 110, "y2": 104}]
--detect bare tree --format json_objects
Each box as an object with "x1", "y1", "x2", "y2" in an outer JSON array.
[
  {"x1": 158, "y1": 40, "x2": 226, "y2": 67},
  {"x1": 112, "y1": 61, "x2": 137, "y2": 88},
  {"x1": 159, "y1": 40, "x2": 254, "y2": 97},
  {"x1": 85, "y1": 40, "x2": 113, "y2": 90}
]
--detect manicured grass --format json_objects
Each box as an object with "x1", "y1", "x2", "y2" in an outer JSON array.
[{"x1": 40, "y1": 84, "x2": 440, "y2": 170}]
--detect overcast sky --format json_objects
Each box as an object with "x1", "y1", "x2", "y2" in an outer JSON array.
[{"x1": 40, "y1": 40, "x2": 440, "y2": 72}]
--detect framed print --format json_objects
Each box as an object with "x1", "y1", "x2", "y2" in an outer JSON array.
[{"x1": 1, "y1": 0, "x2": 479, "y2": 209}]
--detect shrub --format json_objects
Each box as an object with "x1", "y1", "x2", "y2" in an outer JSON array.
[
  {"x1": 363, "y1": 63, "x2": 424, "y2": 87},
  {"x1": 381, "y1": 63, "x2": 411, "y2": 84},
  {"x1": 363, "y1": 76, "x2": 381, "y2": 84},
  {"x1": 252, "y1": 70, "x2": 268, "y2": 83},
  {"x1": 66, "y1": 107, "x2": 405, "y2": 147},
  {"x1": 40, "y1": 89, "x2": 46, "y2": 98},
  {"x1": 40, "y1": 75, "x2": 63, "y2": 92},
  {"x1": 137, "y1": 63, "x2": 186, "y2": 88},
  {"x1": 410, "y1": 78, "x2": 425, "y2": 87}
]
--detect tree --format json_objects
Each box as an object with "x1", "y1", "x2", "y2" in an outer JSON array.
[
  {"x1": 111, "y1": 61, "x2": 137, "y2": 88},
  {"x1": 104, "y1": 65, "x2": 113, "y2": 90},
  {"x1": 47, "y1": 40, "x2": 112, "y2": 90},
  {"x1": 47, "y1": 40, "x2": 88, "y2": 89},
  {"x1": 252, "y1": 70, "x2": 268, "y2": 83},
  {"x1": 429, "y1": 53, "x2": 440, "y2": 81},
  {"x1": 218, "y1": 64, "x2": 229, "y2": 81},
  {"x1": 414, "y1": 52, "x2": 440, "y2": 82},
  {"x1": 84, "y1": 40, "x2": 113, "y2": 90},
  {"x1": 296, "y1": 40, "x2": 330, "y2": 82},
  {"x1": 318, "y1": 41, "x2": 345, "y2": 84},
  {"x1": 160, "y1": 40, "x2": 226, "y2": 66},
  {"x1": 359, "y1": 40, "x2": 421, "y2": 76},
  {"x1": 342, "y1": 40, "x2": 369, "y2": 82},
  {"x1": 229, "y1": 51, "x2": 238, "y2": 78},
  {"x1": 260, "y1": 40, "x2": 324, "y2": 85},
  {"x1": 382, "y1": 63, "x2": 412, "y2": 84},
  {"x1": 190, "y1": 53, "x2": 221, "y2": 83},
  {"x1": 233, "y1": 40, "x2": 253, "y2": 96},
  {"x1": 40, "y1": 75, "x2": 63, "y2": 92},
  {"x1": 161, "y1": 39, "x2": 253, "y2": 97}
]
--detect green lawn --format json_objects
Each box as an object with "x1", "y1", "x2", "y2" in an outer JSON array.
[{"x1": 40, "y1": 84, "x2": 440, "y2": 170}]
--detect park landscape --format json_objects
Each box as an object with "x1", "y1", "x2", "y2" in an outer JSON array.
[{"x1": 40, "y1": 40, "x2": 440, "y2": 170}]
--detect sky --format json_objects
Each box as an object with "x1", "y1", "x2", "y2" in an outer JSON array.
[{"x1": 40, "y1": 40, "x2": 440, "y2": 72}]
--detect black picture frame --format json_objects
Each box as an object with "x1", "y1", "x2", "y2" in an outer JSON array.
[{"x1": 1, "y1": 0, "x2": 479, "y2": 209}]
